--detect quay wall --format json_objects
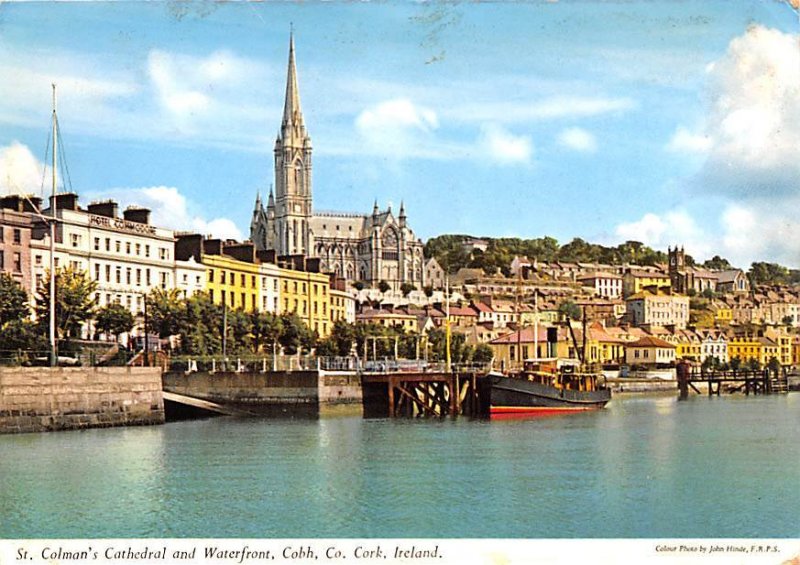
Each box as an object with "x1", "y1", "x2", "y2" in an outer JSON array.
[
  {"x1": 0, "y1": 367, "x2": 164, "y2": 434},
  {"x1": 162, "y1": 370, "x2": 362, "y2": 416}
]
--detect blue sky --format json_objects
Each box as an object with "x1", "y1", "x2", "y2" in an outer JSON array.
[{"x1": 0, "y1": 1, "x2": 798, "y2": 269}]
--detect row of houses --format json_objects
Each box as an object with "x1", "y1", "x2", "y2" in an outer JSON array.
[
  {"x1": 0, "y1": 193, "x2": 356, "y2": 338},
  {"x1": 487, "y1": 323, "x2": 794, "y2": 370}
]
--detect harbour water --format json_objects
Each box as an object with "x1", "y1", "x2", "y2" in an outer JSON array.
[{"x1": 1, "y1": 394, "x2": 799, "y2": 539}]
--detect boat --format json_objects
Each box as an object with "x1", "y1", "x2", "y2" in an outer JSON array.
[{"x1": 489, "y1": 360, "x2": 611, "y2": 418}]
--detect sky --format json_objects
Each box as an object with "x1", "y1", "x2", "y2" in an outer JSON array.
[{"x1": 0, "y1": 1, "x2": 798, "y2": 270}]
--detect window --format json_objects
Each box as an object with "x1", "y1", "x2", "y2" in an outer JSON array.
[
  {"x1": 182, "y1": 274, "x2": 188, "y2": 283},
  {"x1": 135, "y1": 243, "x2": 141, "y2": 256},
  {"x1": 241, "y1": 292, "x2": 245, "y2": 306},
  {"x1": 0, "y1": 251, "x2": 4, "y2": 269},
  {"x1": 70, "y1": 260, "x2": 80, "y2": 271},
  {"x1": 159, "y1": 248, "x2": 168, "y2": 261},
  {"x1": 293, "y1": 282, "x2": 298, "y2": 293},
  {"x1": 145, "y1": 245, "x2": 150, "y2": 258},
  {"x1": 126, "y1": 268, "x2": 132, "y2": 285},
  {"x1": 146, "y1": 269, "x2": 151, "y2": 286},
  {"x1": 94, "y1": 237, "x2": 100, "y2": 251},
  {"x1": 126, "y1": 295, "x2": 132, "y2": 309},
  {"x1": 241, "y1": 274, "x2": 245, "y2": 287},
  {"x1": 221, "y1": 290, "x2": 226, "y2": 305},
  {"x1": 70, "y1": 233, "x2": 80, "y2": 248},
  {"x1": 94, "y1": 264, "x2": 100, "y2": 280},
  {"x1": 251, "y1": 276, "x2": 256, "y2": 287},
  {"x1": 105, "y1": 265, "x2": 110, "y2": 281},
  {"x1": 115, "y1": 241, "x2": 121, "y2": 253},
  {"x1": 208, "y1": 270, "x2": 214, "y2": 283},
  {"x1": 116, "y1": 267, "x2": 121, "y2": 284},
  {"x1": 302, "y1": 282, "x2": 306, "y2": 293},
  {"x1": 126, "y1": 242, "x2": 131, "y2": 254},
  {"x1": 209, "y1": 289, "x2": 214, "y2": 302},
  {"x1": 160, "y1": 272, "x2": 169, "y2": 289},
  {"x1": 14, "y1": 229, "x2": 21, "y2": 244},
  {"x1": 14, "y1": 252, "x2": 22, "y2": 271},
  {"x1": 105, "y1": 238, "x2": 110, "y2": 251},
  {"x1": 35, "y1": 254, "x2": 42, "y2": 266},
  {"x1": 136, "y1": 269, "x2": 142, "y2": 286},
  {"x1": 0, "y1": 228, "x2": 3, "y2": 242}
]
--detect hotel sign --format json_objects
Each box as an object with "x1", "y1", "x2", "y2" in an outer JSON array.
[{"x1": 89, "y1": 215, "x2": 157, "y2": 236}]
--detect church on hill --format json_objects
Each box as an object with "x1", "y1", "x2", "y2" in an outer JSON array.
[{"x1": 250, "y1": 34, "x2": 426, "y2": 291}]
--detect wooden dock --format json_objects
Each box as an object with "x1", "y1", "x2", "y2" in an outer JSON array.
[
  {"x1": 677, "y1": 364, "x2": 789, "y2": 399},
  {"x1": 361, "y1": 372, "x2": 490, "y2": 418}
]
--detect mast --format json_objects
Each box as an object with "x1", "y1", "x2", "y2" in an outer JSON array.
[
  {"x1": 49, "y1": 84, "x2": 57, "y2": 367},
  {"x1": 534, "y1": 290, "x2": 539, "y2": 361},
  {"x1": 445, "y1": 277, "x2": 451, "y2": 372}
]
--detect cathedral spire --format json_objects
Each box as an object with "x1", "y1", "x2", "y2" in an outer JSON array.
[
  {"x1": 282, "y1": 30, "x2": 303, "y2": 129},
  {"x1": 267, "y1": 185, "x2": 275, "y2": 208}
]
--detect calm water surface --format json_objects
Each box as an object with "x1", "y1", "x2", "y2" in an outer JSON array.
[{"x1": 1, "y1": 394, "x2": 799, "y2": 538}]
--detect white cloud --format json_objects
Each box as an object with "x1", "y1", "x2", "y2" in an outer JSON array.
[
  {"x1": 674, "y1": 26, "x2": 800, "y2": 196},
  {"x1": 613, "y1": 209, "x2": 711, "y2": 260},
  {"x1": 557, "y1": 127, "x2": 597, "y2": 153},
  {"x1": 87, "y1": 185, "x2": 243, "y2": 241},
  {"x1": 665, "y1": 126, "x2": 712, "y2": 153},
  {"x1": 477, "y1": 124, "x2": 533, "y2": 166},
  {"x1": 446, "y1": 96, "x2": 635, "y2": 124},
  {"x1": 0, "y1": 142, "x2": 48, "y2": 196},
  {"x1": 353, "y1": 98, "x2": 445, "y2": 159},
  {"x1": 355, "y1": 98, "x2": 438, "y2": 133}
]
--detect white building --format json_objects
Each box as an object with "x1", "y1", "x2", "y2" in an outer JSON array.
[
  {"x1": 174, "y1": 257, "x2": 206, "y2": 299},
  {"x1": 31, "y1": 195, "x2": 175, "y2": 317},
  {"x1": 577, "y1": 271, "x2": 623, "y2": 300}
]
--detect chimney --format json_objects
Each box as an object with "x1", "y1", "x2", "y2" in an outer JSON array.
[
  {"x1": 50, "y1": 192, "x2": 79, "y2": 211},
  {"x1": 223, "y1": 242, "x2": 256, "y2": 263},
  {"x1": 87, "y1": 200, "x2": 118, "y2": 218},
  {"x1": 1, "y1": 195, "x2": 41, "y2": 213},
  {"x1": 175, "y1": 233, "x2": 203, "y2": 262},
  {"x1": 203, "y1": 238, "x2": 223, "y2": 256},
  {"x1": 123, "y1": 206, "x2": 151, "y2": 224}
]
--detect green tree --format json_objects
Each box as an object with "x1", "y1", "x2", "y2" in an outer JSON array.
[
  {"x1": 400, "y1": 282, "x2": 416, "y2": 297},
  {"x1": 35, "y1": 267, "x2": 97, "y2": 339},
  {"x1": 558, "y1": 300, "x2": 581, "y2": 322},
  {"x1": 249, "y1": 311, "x2": 283, "y2": 353},
  {"x1": 0, "y1": 273, "x2": 30, "y2": 325},
  {"x1": 145, "y1": 288, "x2": 184, "y2": 338},
  {"x1": 177, "y1": 292, "x2": 222, "y2": 355},
  {"x1": 749, "y1": 262, "x2": 790, "y2": 286},
  {"x1": 278, "y1": 312, "x2": 316, "y2": 354},
  {"x1": 703, "y1": 255, "x2": 733, "y2": 271},
  {"x1": 473, "y1": 343, "x2": 494, "y2": 364},
  {"x1": 95, "y1": 303, "x2": 135, "y2": 341}
]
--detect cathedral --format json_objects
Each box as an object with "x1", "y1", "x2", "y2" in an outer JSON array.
[{"x1": 250, "y1": 34, "x2": 426, "y2": 291}]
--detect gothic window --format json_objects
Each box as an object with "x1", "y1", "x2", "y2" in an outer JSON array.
[
  {"x1": 294, "y1": 161, "x2": 303, "y2": 195},
  {"x1": 382, "y1": 228, "x2": 399, "y2": 261}
]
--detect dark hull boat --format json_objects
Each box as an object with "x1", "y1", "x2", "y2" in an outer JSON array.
[{"x1": 489, "y1": 367, "x2": 611, "y2": 418}]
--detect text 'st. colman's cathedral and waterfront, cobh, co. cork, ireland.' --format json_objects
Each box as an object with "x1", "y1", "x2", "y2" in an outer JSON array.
[{"x1": 1, "y1": 4, "x2": 800, "y2": 560}]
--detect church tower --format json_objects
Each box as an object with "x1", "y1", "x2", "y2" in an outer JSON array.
[{"x1": 272, "y1": 32, "x2": 313, "y2": 257}]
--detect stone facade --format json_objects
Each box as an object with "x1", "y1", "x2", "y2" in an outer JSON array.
[
  {"x1": 250, "y1": 35, "x2": 425, "y2": 292},
  {"x1": 0, "y1": 367, "x2": 164, "y2": 434},
  {"x1": 0, "y1": 196, "x2": 35, "y2": 297}
]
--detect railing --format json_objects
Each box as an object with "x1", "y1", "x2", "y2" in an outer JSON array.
[{"x1": 0, "y1": 350, "x2": 493, "y2": 375}]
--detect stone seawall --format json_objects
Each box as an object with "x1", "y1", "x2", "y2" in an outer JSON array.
[
  {"x1": 0, "y1": 367, "x2": 164, "y2": 434},
  {"x1": 162, "y1": 370, "x2": 362, "y2": 416}
]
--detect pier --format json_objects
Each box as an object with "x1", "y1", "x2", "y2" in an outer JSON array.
[
  {"x1": 361, "y1": 371, "x2": 491, "y2": 418},
  {"x1": 677, "y1": 363, "x2": 789, "y2": 399}
]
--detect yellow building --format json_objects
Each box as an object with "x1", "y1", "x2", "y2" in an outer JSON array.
[
  {"x1": 622, "y1": 270, "x2": 671, "y2": 298},
  {"x1": 710, "y1": 300, "x2": 733, "y2": 325},
  {"x1": 204, "y1": 253, "x2": 261, "y2": 312},
  {"x1": 764, "y1": 327, "x2": 792, "y2": 366},
  {"x1": 279, "y1": 267, "x2": 332, "y2": 337},
  {"x1": 727, "y1": 336, "x2": 761, "y2": 365}
]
